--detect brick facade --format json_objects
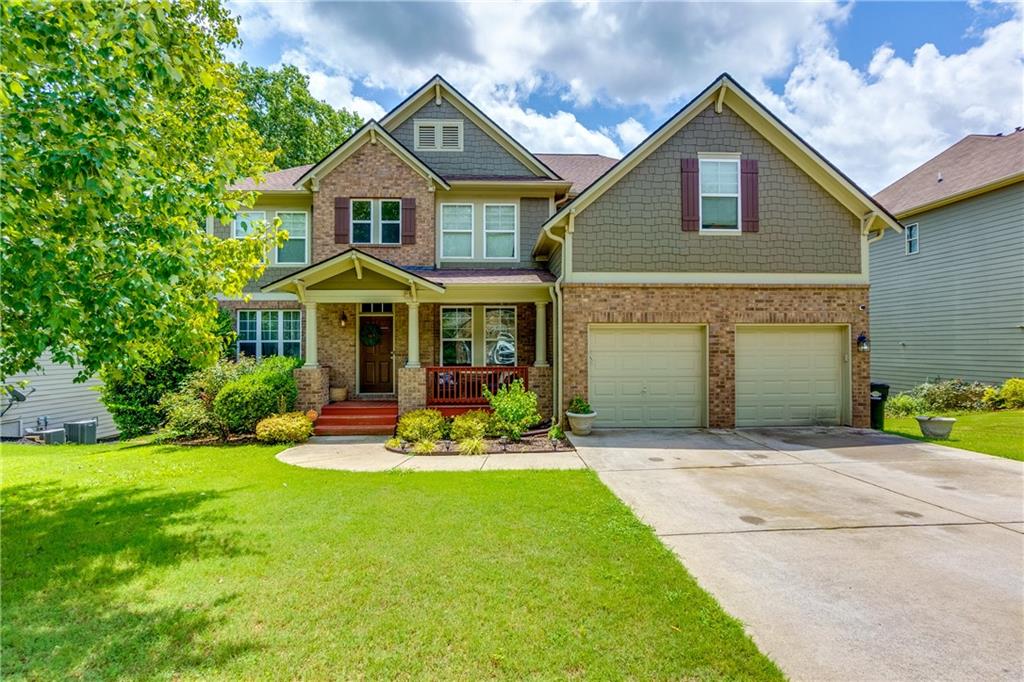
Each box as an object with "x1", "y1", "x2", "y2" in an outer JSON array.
[
  {"x1": 294, "y1": 366, "x2": 330, "y2": 414},
  {"x1": 528, "y1": 366, "x2": 554, "y2": 419},
  {"x1": 397, "y1": 367, "x2": 427, "y2": 414},
  {"x1": 561, "y1": 284, "x2": 870, "y2": 428}
]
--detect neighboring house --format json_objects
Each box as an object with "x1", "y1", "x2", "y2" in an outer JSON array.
[
  {"x1": 871, "y1": 130, "x2": 1024, "y2": 391},
  {"x1": 1, "y1": 353, "x2": 117, "y2": 439},
  {"x1": 219, "y1": 73, "x2": 899, "y2": 432}
]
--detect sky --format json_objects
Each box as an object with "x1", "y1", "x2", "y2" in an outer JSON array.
[{"x1": 227, "y1": 0, "x2": 1024, "y2": 193}]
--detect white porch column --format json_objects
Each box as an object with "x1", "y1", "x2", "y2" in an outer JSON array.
[
  {"x1": 304, "y1": 301, "x2": 318, "y2": 367},
  {"x1": 534, "y1": 301, "x2": 548, "y2": 367},
  {"x1": 406, "y1": 301, "x2": 421, "y2": 368}
]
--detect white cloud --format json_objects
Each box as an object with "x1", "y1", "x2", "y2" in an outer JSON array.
[
  {"x1": 615, "y1": 118, "x2": 650, "y2": 149},
  {"x1": 278, "y1": 50, "x2": 386, "y2": 121}
]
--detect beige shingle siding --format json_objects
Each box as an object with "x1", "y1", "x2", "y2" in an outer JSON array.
[
  {"x1": 392, "y1": 99, "x2": 540, "y2": 178},
  {"x1": 869, "y1": 182, "x2": 1024, "y2": 391},
  {"x1": 571, "y1": 105, "x2": 861, "y2": 274}
]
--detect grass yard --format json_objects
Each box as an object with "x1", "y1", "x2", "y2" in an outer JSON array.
[
  {"x1": 2, "y1": 441, "x2": 781, "y2": 680},
  {"x1": 885, "y1": 409, "x2": 1024, "y2": 461}
]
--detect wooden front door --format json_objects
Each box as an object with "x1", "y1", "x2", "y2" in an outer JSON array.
[{"x1": 359, "y1": 316, "x2": 394, "y2": 393}]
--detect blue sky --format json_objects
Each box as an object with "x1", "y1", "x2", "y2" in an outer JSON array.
[{"x1": 228, "y1": 1, "x2": 1023, "y2": 192}]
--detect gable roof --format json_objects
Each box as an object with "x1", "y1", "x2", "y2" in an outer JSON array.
[
  {"x1": 261, "y1": 248, "x2": 445, "y2": 295},
  {"x1": 379, "y1": 75, "x2": 560, "y2": 181},
  {"x1": 534, "y1": 73, "x2": 903, "y2": 255},
  {"x1": 535, "y1": 154, "x2": 618, "y2": 196},
  {"x1": 292, "y1": 120, "x2": 450, "y2": 191},
  {"x1": 875, "y1": 129, "x2": 1024, "y2": 217},
  {"x1": 230, "y1": 164, "x2": 313, "y2": 192}
]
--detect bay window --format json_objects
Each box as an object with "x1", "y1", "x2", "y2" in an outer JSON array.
[{"x1": 237, "y1": 310, "x2": 301, "y2": 359}]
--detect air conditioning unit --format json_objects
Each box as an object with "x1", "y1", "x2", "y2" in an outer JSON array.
[{"x1": 64, "y1": 419, "x2": 98, "y2": 444}]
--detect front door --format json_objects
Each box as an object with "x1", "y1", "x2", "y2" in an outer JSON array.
[{"x1": 359, "y1": 315, "x2": 394, "y2": 393}]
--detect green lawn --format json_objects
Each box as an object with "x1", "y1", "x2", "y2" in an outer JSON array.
[
  {"x1": 885, "y1": 409, "x2": 1024, "y2": 461},
  {"x1": 2, "y1": 441, "x2": 781, "y2": 680}
]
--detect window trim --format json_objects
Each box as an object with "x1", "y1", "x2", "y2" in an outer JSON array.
[
  {"x1": 697, "y1": 153, "x2": 742, "y2": 235},
  {"x1": 905, "y1": 223, "x2": 920, "y2": 255},
  {"x1": 349, "y1": 199, "x2": 402, "y2": 246},
  {"x1": 439, "y1": 203, "x2": 475, "y2": 260},
  {"x1": 482, "y1": 203, "x2": 519, "y2": 260},
  {"x1": 237, "y1": 309, "x2": 302, "y2": 360},
  {"x1": 440, "y1": 306, "x2": 474, "y2": 367},
  {"x1": 379, "y1": 199, "x2": 402, "y2": 245},
  {"x1": 350, "y1": 198, "x2": 375, "y2": 245},
  {"x1": 414, "y1": 119, "x2": 464, "y2": 152},
  {"x1": 232, "y1": 211, "x2": 266, "y2": 239},
  {"x1": 484, "y1": 306, "x2": 518, "y2": 367},
  {"x1": 273, "y1": 210, "x2": 310, "y2": 265}
]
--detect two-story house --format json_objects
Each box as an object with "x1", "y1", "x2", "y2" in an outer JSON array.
[{"x1": 219, "y1": 74, "x2": 900, "y2": 433}]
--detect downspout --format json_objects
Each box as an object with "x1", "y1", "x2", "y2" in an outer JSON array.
[{"x1": 542, "y1": 220, "x2": 567, "y2": 425}]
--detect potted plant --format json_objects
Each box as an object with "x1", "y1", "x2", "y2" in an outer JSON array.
[
  {"x1": 915, "y1": 415, "x2": 956, "y2": 439},
  {"x1": 566, "y1": 395, "x2": 597, "y2": 435}
]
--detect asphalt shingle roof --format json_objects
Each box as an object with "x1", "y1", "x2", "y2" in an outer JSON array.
[{"x1": 534, "y1": 153, "x2": 619, "y2": 195}]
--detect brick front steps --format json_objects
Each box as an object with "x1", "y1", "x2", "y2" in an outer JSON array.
[{"x1": 314, "y1": 400, "x2": 398, "y2": 436}]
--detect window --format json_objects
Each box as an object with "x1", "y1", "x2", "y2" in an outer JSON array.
[
  {"x1": 237, "y1": 310, "x2": 301, "y2": 359},
  {"x1": 699, "y1": 157, "x2": 740, "y2": 231},
  {"x1": 414, "y1": 120, "x2": 463, "y2": 151},
  {"x1": 232, "y1": 211, "x2": 265, "y2": 238},
  {"x1": 361, "y1": 303, "x2": 393, "y2": 313},
  {"x1": 441, "y1": 307, "x2": 473, "y2": 366},
  {"x1": 440, "y1": 204, "x2": 474, "y2": 258},
  {"x1": 485, "y1": 307, "x2": 517, "y2": 366},
  {"x1": 275, "y1": 212, "x2": 308, "y2": 264},
  {"x1": 484, "y1": 204, "x2": 517, "y2": 259},
  {"x1": 351, "y1": 199, "x2": 401, "y2": 245},
  {"x1": 905, "y1": 223, "x2": 919, "y2": 255}
]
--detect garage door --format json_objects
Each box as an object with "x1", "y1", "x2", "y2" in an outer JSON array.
[
  {"x1": 735, "y1": 326, "x2": 846, "y2": 427},
  {"x1": 588, "y1": 325, "x2": 705, "y2": 427}
]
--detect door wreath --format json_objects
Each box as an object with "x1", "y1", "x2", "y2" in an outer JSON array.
[{"x1": 360, "y1": 322, "x2": 383, "y2": 347}]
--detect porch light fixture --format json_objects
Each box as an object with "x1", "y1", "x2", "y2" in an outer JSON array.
[
  {"x1": 856, "y1": 333, "x2": 870, "y2": 353},
  {"x1": 339, "y1": 311, "x2": 348, "y2": 328}
]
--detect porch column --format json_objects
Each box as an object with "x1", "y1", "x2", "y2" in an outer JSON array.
[
  {"x1": 406, "y1": 301, "x2": 420, "y2": 368},
  {"x1": 534, "y1": 301, "x2": 548, "y2": 367},
  {"x1": 304, "y1": 301, "x2": 318, "y2": 367}
]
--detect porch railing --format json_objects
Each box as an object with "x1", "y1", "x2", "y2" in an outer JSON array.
[{"x1": 425, "y1": 366, "x2": 529, "y2": 405}]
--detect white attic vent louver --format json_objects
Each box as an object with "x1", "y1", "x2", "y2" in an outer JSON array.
[
  {"x1": 417, "y1": 124, "x2": 436, "y2": 150},
  {"x1": 441, "y1": 124, "x2": 461, "y2": 150},
  {"x1": 414, "y1": 120, "x2": 462, "y2": 152}
]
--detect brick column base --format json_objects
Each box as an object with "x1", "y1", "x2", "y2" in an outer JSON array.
[
  {"x1": 528, "y1": 366, "x2": 554, "y2": 421},
  {"x1": 397, "y1": 366, "x2": 426, "y2": 414},
  {"x1": 294, "y1": 366, "x2": 330, "y2": 414}
]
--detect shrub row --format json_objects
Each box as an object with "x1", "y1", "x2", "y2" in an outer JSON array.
[{"x1": 885, "y1": 377, "x2": 1024, "y2": 417}]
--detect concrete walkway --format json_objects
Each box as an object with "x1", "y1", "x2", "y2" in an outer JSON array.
[
  {"x1": 570, "y1": 427, "x2": 1024, "y2": 681},
  {"x1": 276, "y1": 437, "x2": 586, "y2": 471}
]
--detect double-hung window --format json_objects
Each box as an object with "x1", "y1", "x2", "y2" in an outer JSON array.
[
  {"x1": 351, "y1": 199, "x2": 401, "y2": 245},
  {"x1": 440, "y1": 204, "x2": 474, "y2": 259},
  {"x1": 275, "y1": 211, "x2": 308, "y2": 264},
  {"x1": 484, "y1": 204, "x2": 517, "y2": 259},
  {"x1": 484, "y1": 307, "x2": 517, "y2": 366},
  {"x1": 237, "y1": 310, "x2": 301, "y2": 359},
  {"x1": 233, "y1": 211, "x2": 266, "y2": 238},
  {"x1": 905, "y1": 223, "x2": 919, "y2": 255},
  {"x1": 699, "y1": 156, "x2": 741, "y2": 232},
  {"x1": 441, "y1": 307, "x2": 473, "y2": 366}
]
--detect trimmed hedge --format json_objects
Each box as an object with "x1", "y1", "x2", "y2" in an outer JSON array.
[
  {"x1": 213, "y1": 358, "x2": 298, "y2": 434},
  {"x1": 256, "y1": 412, "x2": 314, "y2": 443}
]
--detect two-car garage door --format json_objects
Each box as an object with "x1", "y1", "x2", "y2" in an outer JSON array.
[{"x1": 588, "y1": 324, "x2": 847, "y2": 427}]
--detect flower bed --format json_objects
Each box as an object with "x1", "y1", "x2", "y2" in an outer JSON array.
[{"x1": 385, "y1": 432, "x2": 574, "y2": 456}]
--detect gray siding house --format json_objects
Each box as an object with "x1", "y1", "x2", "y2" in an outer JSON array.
[{"x1": 870, "y1": 130, "x2": 1024, "y2": 390}]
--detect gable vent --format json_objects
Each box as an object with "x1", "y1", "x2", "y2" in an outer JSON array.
[
  {"x1": 441, "y1": 124, "x2": 461, "y2": 150},
  {"x1": 414, "y1": 120, "x2": 463, "y2": 152},
  {"x1": 417, "y1": 124, "x2": 436, "y2": 150}
]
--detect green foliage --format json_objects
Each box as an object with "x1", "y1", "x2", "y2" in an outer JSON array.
[
  {"x1": 568, "y1": 396, "x2": 592, "y2": 414},
  {"x1": 483, "y1": 380, "x2": 541, "y2": 442},
  {"x1": 884, "y1": 393, "x2": 926, "y2": 417},
  {"x1": 411, "y1": 439, "x2": 437, "y2": 455},
  {"x1": 255, "y1": 412, "x2": 313, "y2": 444},
  {"x1": 396, "y1": 409, "x2": 446, "y2": 443},
  {"x1": 385, "y1": 437, "x2": 402, "y2": 450},
  {"x1": 996, "y1": 378, "x2": 1024, "y2": 409},
  {"x1": 1, "y1": 0, "x2": 277, "y2": 381},
  {"x1": 547, "y1": 423, "x2": 566, "y2": 441},
  {"x1": 212, "y1": 358, "x2": 298, "y2": 434},
  {"x1": 99, "y1": 350, "x2": 195, "y2": 438},
  {"x1": 457, "y1": 436, "x2": 487, "y2": 456},
  {"x1": 234, "y1": 63, "x2": 363, "y2": 168},
  {"x1": 911, "y1": 379, "x2": 989, "y2": 412},
  {"x1": 159, "y1": 356, "x2": 259, "y2": 439},
  {"x1": 450, "y1": 410, "x2": 490, "y2": 441}
]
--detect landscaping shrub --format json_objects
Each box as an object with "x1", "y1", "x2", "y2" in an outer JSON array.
[
  {"x1": 100, "y1": 353, "x2": 194, "y2": 438},
  {"x1": 255, "y1": 412, "x2": 313, "y2": 443},
  {"x1": 483, "y1": 379, "x2": 540, "y2": 441},
  {"x1": 912, "y1": 379, "x2": 988, "y2": 412},
  {"x1": 396, "y1": 409, "x2": 446, "y2": 442},
  {"x1": 213, "y1": 357, "x2": 298, "y2": 434},
  {"x1": 997, "y1": 378, "x2": 1024, "y2": 408},
  {"x1": 884, "y1": 393, "x2": 926, "y2": 417},
  {"x1": 411, "y1": 439, "x2": 437, "y2": 455},
  {"x1": 159, "y1": 356, "x2": 259, "y2": 439},
  {"x1": 457, "y1": 436, "x2": 486, "y2": 456},
  {"x1": 385, "y1": 437, "x2": 402, "y2": 450},
  {"x1": 450, "y1": 410, "x2": 490, "y2": 441},
  {"x1": 547, "y1": 423, "x2": 565, "y2": 441},
  {"x1": 567, "y1": 395, "x2": 592, "y2": 414}
]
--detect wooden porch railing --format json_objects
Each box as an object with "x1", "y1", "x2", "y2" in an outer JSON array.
[{"x1": 426, "y1": 366, "x2": 529, "y2": 405}]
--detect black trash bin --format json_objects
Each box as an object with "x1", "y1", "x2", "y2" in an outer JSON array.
[{"x1": 870, "y1": 382, "x2": 890, "y2": 430}]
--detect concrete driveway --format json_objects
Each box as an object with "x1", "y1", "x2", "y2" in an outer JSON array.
[{"x1": 571, "y1": 427, "x2": 1024, "y2": 681}]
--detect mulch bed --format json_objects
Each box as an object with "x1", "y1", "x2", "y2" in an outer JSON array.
[{"x1": 386, "y1": 434, "x2": 574, "y2": 456}]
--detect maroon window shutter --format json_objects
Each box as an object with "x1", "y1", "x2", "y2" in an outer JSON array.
[
  {"x1": 741, "y1": 159, "x2": 759, "y2": 232},
  {"x1": 401, "y1": 197, "x2": 416, "y2": 244},
  {"x1": 680, "y1": 158, "x2": 699, "y2": 231},
  {"x1": 334, "y1": 197, "x2": 349, "y2": 243}
]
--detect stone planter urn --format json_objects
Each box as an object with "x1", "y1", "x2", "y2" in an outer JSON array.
[
  {"x1": 916, "y1": 416, "x2": 956, "y2": 439},
  {"x1": 566, "y1": 411, "x2": 597, "y2": 436}
]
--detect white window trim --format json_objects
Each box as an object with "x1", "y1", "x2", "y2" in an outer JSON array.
[
  {"x1": 483, "y1": 203, "x2": 519, "y2": 260},
  {"x1": 905, "y1": 223, "x2": 920, "y2": 255},
  {"x1": 273, "y1": 211, "x2": 310, "y2": 265},
  {"x1": 237, "y1": 309, "x2": 302, "y2": 359},
  {"x1": 440, "y1": 306, "x2": 474, "y2": 367},
  {"x1": 350, "y1": 199, "x2": 374, "y2": 245},
  {"x1": 232, "y1": 211, "x2": 266, "y2": 239},
  {"x1": 440, "y1": 203, "x2": 475, "y2": 260},
  {"x1": 349, "y1": 199, "x2": 402, "y2": 246},
  {"x1": 414, "y1": 119, "x2": 464, "y2": 152},
  {"x1": 697, "y1": 153, "x2": 742, "y2": 235},
  {"x1": 484, "y1": 306, "x2": 518, "y2": 366}
]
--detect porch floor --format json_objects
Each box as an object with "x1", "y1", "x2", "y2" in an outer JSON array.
[{"x1": 314, "y1": 400, "x2": 398, "y2": 436}]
